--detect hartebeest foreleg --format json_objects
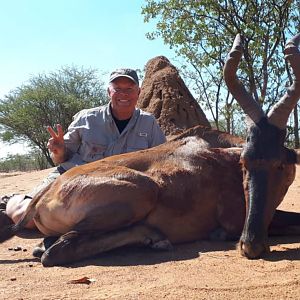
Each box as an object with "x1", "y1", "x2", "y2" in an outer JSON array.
[
  {"x1": 40, "y1": 224, "x2": 172, "y2": 267},
  {"x1": 268, "y1": 209, "x2": 300, "y2": 236}
]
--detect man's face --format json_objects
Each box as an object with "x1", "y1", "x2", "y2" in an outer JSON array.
[{"x1": 108, "y1": 77, "x2": 140, "y2": 120}]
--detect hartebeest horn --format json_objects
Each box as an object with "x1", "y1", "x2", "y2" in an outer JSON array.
[
  {"x1": 223, "y1": 34, "x2": 265, "y2": 123},
  {"x1": 267, "y1": 33, "x2": 300, "y2": 129}
]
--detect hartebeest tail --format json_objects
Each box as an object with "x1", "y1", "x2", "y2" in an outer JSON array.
[
  {"x1": 224, "y1": 33, "x2": 300, "y2": 258},
  {"x1": 0, "y1": 194, "x2": 41, "y2": 243}
]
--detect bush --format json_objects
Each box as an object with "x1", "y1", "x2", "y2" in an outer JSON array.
[{"x1": 0, "y1": 151, "x2": 51, "y2": 172}]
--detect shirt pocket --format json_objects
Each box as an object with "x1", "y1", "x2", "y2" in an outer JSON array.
[{"x1": 126, "y1": 135, "x2": 149, "y2": 152}]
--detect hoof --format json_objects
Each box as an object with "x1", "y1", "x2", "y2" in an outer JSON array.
[
  {"x1": 0, "y1": 211, "x2": 14, "y2": 228},
  {"x1": 40, "y1": 252, "x2": 54, "y2": 267},
  {"x1": 40, "y1": 233, "x2": 78, "y2": 267},
  {"x1": 151, "y1": 239, "x2": 173, "y2": 251},
  {"x1": 0, "y1": 195, "x2": 12, "y2": 210},
  {"x1": 32, "y1": 241, "x2": 45, "y2": 258},
  {"x1": 32, "y1": 236, "x2": 58, "y2": 258},
  {"x1": 0, "y1": 195, "x2": 14, "y2": 227}
]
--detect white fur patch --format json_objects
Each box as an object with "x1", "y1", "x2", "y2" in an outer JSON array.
[{"x1": 173, "y1": 137, "x2": 209, "y2": 171}]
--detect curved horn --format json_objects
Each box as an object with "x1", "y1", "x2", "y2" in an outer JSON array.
[
  {"x1": 267, "y1": 33, "x2": 300, "y2": 129},
  {"x1": 223, "y1": 34, "x2": 265, "y2": 123}
]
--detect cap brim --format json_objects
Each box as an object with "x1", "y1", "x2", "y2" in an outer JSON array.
[{"x1": 109, "y1": 75, "x2": 138, "y2": 85}]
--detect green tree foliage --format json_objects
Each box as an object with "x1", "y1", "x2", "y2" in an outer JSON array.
[
  {"x1": 142, "y1": 0, "x2": 299, "y2": 136},
  {"x1": 0, "y1": 151, "x2": 50, "y2": 172},
  {"x1": 0, "y1": 66, "x2": 109, "y2": 166}
]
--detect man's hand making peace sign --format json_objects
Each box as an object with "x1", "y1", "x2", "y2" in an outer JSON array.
[{"x1": 47, "y1": 124, "x2": 67, "y2": 164}]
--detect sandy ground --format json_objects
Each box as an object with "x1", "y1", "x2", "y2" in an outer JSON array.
[{"x1": 0, "y1": 167, "x2": 300, "y2": 300}]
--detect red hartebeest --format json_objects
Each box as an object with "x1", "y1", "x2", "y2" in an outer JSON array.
[{"x1": 0, "y1": 33, "x2": 300, "y2": 266}]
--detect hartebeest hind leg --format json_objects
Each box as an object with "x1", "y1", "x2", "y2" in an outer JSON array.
[
  {"x1": 40, "y1": 224, "x2": 172, "y2": 267},
  {"x1": 269, "y1": 209, "x2": 300, "y2": 236}
]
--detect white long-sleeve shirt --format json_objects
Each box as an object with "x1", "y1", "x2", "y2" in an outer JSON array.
[{"x1": 60, "y1": 103, "x2": 166, "y2": 171}]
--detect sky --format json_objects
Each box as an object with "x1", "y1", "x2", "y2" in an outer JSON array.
[{"x1": 0, "y1": 0, "x2": 178, "y2": 159}]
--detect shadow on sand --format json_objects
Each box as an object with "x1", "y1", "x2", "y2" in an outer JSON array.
[
  {"x1": 68, "y1": 240, "x2": 236, "y2": 268},
  {"x1": 1, "y1": 235, "x2": 299, "y2": 267}
]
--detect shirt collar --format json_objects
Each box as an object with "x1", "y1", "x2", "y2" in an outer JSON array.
[{"x1": 106, "y1": 102, "x2": 140, "y2": 122}]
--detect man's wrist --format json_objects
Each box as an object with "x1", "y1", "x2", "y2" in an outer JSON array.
[{"x1": 51, "y1": 147, "x2": 69, "y2": 165}]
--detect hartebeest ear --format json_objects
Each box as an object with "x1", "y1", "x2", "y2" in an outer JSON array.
[
  {"x1": 267, "y1": 33, "x2": 300, "y2": 129},
  {"x1": 223, "y1": 34, "x2": 265, "y2": 124}
]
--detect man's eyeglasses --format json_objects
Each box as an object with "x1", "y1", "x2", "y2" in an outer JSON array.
[{"x1": 110, "y1": 87, "x2": 137, "y2": 95}]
